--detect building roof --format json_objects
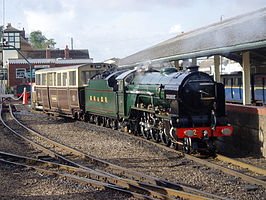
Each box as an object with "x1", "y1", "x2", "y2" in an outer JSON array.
[
  {"x1": 4, "y1": 23, "x2": 20, "y2": 32},
  {"x1": 24, "y1": 49, "x2": 90, "y2": 59},
  {"x1": 8, "y1": 58, "x2": 93, "y2": 65},
  {"x1": 118, "y1": 7, "x2": 266, "y2": 67}
]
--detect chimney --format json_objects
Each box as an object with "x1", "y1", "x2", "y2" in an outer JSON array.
[
  {"x1": 46, "y1": 48, "x2": 51, "y2": 58},
  {"x1": 64, "y1": 45, "x2": 70, "y2": 59},
  {"x1": 21, "y1": 28, "x2": 26, "y2": 39},
  {"x1": 6, "y1": 23, "x2": 11, "y2": 28}
]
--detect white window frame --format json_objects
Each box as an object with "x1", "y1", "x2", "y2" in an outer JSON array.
[{"x1": 16, "y1": 68, "x2": 26, "y2": 79}]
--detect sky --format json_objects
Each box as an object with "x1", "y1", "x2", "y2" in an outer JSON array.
[{"x1": 1, "y1": 0, "x2": 266, "y2": 61}]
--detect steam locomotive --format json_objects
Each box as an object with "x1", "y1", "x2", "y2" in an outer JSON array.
[{"x1": 34, "y1": 64, "x2": 233, "y2": 154}]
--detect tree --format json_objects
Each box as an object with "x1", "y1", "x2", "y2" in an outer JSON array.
[
  {"x1": 46, "y1": 38, "x2": 56, "y2": 48},
  {"x1": 29, "y1": 30, "x2": 56, "y2": 49}
]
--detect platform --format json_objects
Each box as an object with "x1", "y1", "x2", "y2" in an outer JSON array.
[{"x1": 217, "y1": 104, "x2": 266, "y2": 157}]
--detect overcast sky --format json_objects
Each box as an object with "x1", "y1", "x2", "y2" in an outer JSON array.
[{"x1": 1, "y1": 0, "x2": 266, "y2": 61}]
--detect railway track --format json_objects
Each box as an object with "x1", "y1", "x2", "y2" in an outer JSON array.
[
  {"x1": 127, "y1": 131, "x2": 266, "y2": 188},
  {"x1": 120, "y1": 128, "x2": 266, "y2": 188},
  {"x1": 0, "y1": 103, "x2": 229, "y2": 200},
  {"x1": 66, "y1": 110, "x2": 266, "y2": 189}
]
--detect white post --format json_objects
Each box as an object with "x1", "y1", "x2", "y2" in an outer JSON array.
[{"x1": 242, "y1": 51, "x2": 251, "y2": 105}]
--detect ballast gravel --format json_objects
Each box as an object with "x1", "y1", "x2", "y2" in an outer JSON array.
[{"x1": 1, "y1": 104, "x2": 266, "y2": 200}]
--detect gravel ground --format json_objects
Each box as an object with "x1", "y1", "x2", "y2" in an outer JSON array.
[
  {"x1": 0, "y1": 163, "x2": 132, "y2": 200},
  {"x1": 1, "y1": 103, "x2": 266, "y2": 199},
  {"x1": 0, "y1": 105, "x2": 136, "y2": 200}
]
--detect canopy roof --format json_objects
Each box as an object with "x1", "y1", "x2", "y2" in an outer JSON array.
[{"x1": 118, "y1": 7, "x2": 266, "y2": 67}]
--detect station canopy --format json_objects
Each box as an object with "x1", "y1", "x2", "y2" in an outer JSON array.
[{"x1": 118, "y1": 7, "x2": 266, "y2": 68}]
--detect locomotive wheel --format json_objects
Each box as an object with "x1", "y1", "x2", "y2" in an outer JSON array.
[
  {"x1": 130, "y1": 120, "x2": 140, "y2": 136},
  {"x1": 183, "y1": 138, "x2": 192, "y2": 154},
  {"x1": 140, "y1": 125, "x2": 151, "y2": 139},
  {"x1": 100, "y1": 117, "x2": 106, "y2": 127},
  {"x1": 111, "y1": 119, "x2": 118, "y2": 130},
  {"x1": 160, "y1": 130, "x2": 171, "y2": 147},
  {"x1": 94, "y1": 116, "x2": 102, "y2": 126},
  {"x1": 129, "y1": 125, "x2": 139, "y2": 136},
  {"x1": 171, "y1": 142, "x2": 179, "y2": 150},
  {"x1": 105, "y1": 118, "x2": 111, "y2": 128},
  {"x1": 89, "y1": 115, "x2": 94, "y2": 123},
  {"x1": 142, "y1": 129, "x2": 151, "y2": 139},
  {"x1": 150, "y1": 129, "x2": 160, "y2": 143}
]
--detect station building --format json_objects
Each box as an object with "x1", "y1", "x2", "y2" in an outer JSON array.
[
  {"x1": 7, "y1": 58, "x2": 93, "y2": 87},
  {"x1": 0, "y1": 23, "x2": 93, "y2": 88}
]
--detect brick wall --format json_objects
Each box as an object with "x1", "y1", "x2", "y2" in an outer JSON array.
[{"x1": 217, "y1": 104, "x2": 266, "y2": 157}]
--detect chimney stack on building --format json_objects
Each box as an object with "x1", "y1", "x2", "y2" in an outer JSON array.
[
  {"x1": 64, "y1": 45, "x2": 70, "y2": 59},
  {"x1": 46, "y1": 48, "x2": 51, "y2": 58}
]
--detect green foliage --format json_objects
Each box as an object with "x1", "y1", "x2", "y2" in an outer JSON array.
[
  {"x1": 46, "y1": 38, "x2": 56, "y2": 48},
  {"x1": 29, "y1": 30, "x2": 56, "y2": 49}
]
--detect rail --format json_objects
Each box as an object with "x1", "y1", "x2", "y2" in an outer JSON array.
[{"x1": 0, "y1": 103, "x2": 228, "y2": 200}]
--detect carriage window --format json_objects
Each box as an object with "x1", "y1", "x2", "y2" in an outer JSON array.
[
  {"x1": 36, "y1": 74, "x2": 41, "y2": 85},
  {"x1": 41, "y1": 74, "x2": 47, "y2": 85},
  {"x1": 233, "y1": 78, "x2": 236, "y2": 87},
  {"x1": 53, "y1": 73, "x2": 56, "y2": 86},
  {"x1": 227, "y1": 79, "x2": 232, "y2": 86},
  {"x1": 57, "y1": 73, "x2": 61, "y2": 86},
  {"x1": 47, "y1": 73, "x2": 53, "y2": 86},
  {"x1": 255, "y1": 77, "x2": 263, "y2": 87},
  {"x1": 233, "y1": 77, "x2": 242, "y2": 87},
  {"x1": 223, "y1": 78, "x2": 228, "y2": 86},
  {"x1": 62, "y1": 72, "x2": 67, "y2": 86},
  {"x1": 237, "y1": 78, "x2": 242, "y2": 86},
  {"x1": 69, "y1": 71, "x2": 76, "y2": 86}
]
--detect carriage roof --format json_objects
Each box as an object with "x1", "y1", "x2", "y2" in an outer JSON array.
[{"x1": 35, "y1": 64, "x2": 90, "y2": 74}]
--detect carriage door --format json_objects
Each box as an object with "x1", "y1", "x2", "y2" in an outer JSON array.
[
  {"x1": 116, "y1": 80, "x2": 125, "y2": 117},
  {"x1": 41, "y1": 73, "x2": 51, "y2": 109}
]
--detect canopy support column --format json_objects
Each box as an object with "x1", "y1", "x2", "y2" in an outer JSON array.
[
  {"x1": 214, "y1": 55, "x2": 221, "y2": 82},
  {"x1": 242, "y1": 51, "x2": 251, "y2": 105}
]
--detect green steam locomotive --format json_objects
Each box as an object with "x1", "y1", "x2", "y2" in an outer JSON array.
[{"x1": 85, "y1": 66, "x2": 233, "y2": 154}]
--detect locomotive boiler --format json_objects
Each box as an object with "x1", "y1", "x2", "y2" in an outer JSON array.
[{"x1": 85, "y1": 66, "x2": 233, "y2": 154}]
